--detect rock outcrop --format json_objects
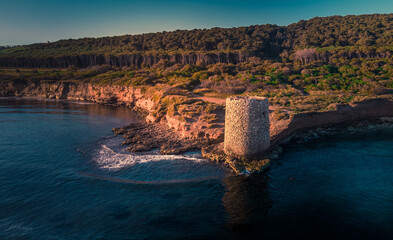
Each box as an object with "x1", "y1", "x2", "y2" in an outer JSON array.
[
  {"x1": 270, "y1": 98, "x2": 393, "y2": 145},
  {"x1": 2, "y1": 79, "x2": 393, "y2": 173},
  {"x1": 0, "y1": 79, "x2": 224, "y2": 143}
]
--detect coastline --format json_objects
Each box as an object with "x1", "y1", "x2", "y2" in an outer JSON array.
[{"x1": 2, "y1": 79, "x2": 393, "y2": 173}]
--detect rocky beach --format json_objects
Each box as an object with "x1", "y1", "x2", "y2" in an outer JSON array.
[{"x1": 2, "y1": 79, "x2": 393, "y2": 173}]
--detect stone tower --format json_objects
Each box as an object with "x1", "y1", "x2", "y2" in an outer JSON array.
[{"x1": 224, "y1": 96, "x2": 270, "y2": 159}]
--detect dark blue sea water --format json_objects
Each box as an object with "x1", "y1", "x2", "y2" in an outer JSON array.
[{"x1": 1, "y1": 98, "x2": 392, "y2": 240}]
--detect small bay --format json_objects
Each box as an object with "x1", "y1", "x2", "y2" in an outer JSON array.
[{"x1": 0, "y1": 98, "x2": 392, "y2": 240}]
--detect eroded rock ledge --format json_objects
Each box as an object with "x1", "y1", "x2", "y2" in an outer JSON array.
[
  {"x1": 202, "y1": 97, "x2": 393, "y2": 173},
  {"x1": 2, "y1": 79, "x2": 393, "y2": 173},
  {"x1": 0, "y1": 79, "x2": 225, "y2": 143},
  {"x1": 270, "y1": 98, "x2": 393, "y2": 146},
  {"x1": 113, "y1": 122, "x2": 207, "y2": 154}
]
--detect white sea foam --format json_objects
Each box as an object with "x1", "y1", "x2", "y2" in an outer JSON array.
[
  {"x1": 67, "y1": 101, "x2": 94, "y2": 105},
  {"x1": 92, "y1": 137, "x2": 206, "y2": 171}
]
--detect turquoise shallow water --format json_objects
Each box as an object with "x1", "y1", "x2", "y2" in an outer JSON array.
[{"x1": 0, "y1": 98, "x2": 392, "y2": 240}]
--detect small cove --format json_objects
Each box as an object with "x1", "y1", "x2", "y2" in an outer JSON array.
[{"x1": 0, "y1": 98, "x2": 392, "y2": 240}]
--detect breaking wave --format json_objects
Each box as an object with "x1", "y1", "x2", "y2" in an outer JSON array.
[
  {"x1": 92, "y1": 137, "x2": 207, "y2": 171},
  {"x1": 67, "y1": 101, "x2": 94, "y2": 105}
]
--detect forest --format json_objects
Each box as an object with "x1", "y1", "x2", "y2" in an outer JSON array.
[
  {"x1": 1, "y1": 13, "x2": 393, "y2": 118},
  {"x1": 0, "y1": 13, "x2": 392, "y2": 60}
]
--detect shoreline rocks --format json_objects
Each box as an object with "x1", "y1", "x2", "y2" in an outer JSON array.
[
  {"x1": 2, "y1": 80, "x2": 393, "y2": 174},
  {"x1": 113, "y1": 122, "x2": 207, "y2": 155},
  {"x1": 268, "y1": 117, "x2": 393, "y2": 162}
]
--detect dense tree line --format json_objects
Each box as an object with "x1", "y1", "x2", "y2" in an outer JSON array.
[
  {"x1": 1, "y1": 14, "x2": 392, "y2": 61},
  {"x1": 286, "y1": 14, "x2": 393, "y2": 48},
  {"x1": 2, "y1": 14, "x2": 393, "y2": 118}
]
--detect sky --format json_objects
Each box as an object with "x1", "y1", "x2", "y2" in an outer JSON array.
[{"x1": 1, "y1": 0, "x2": 393, "y2": 45}]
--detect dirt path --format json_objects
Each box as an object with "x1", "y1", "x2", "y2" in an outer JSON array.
[
  {"x1": 195, "y1": 95, "x2": 278, "y2": 112},
  {"x1": 194, "y1": 96, "x2": 226, "y2": 105}
]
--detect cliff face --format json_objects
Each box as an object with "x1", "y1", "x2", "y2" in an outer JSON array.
[
  {"x1": 0, "y1": 80, "x2": 224, "y2": 142},
  {"x1": 2, "y1": 79, "x2": 393, "y2": 156},
  {"x1": 270, "y1": 98, "x2": 393, "y2": 145},
  {"x1": 0, "y1": 52, "x2": 249, "y2": 68}
]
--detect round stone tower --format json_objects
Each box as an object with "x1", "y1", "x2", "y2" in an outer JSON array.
[{"x1": 224, "y1": 96, "x2": 270, "y2": 159}]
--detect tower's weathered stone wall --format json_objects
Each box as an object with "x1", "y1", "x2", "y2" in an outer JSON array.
[{"x1": 224, "y1": 96, "x2": 270, "y2": 158}]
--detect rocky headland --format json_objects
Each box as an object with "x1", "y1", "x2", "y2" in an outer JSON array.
[{"x1": 2, "y1": 79, "x2": 393, "y2": 173}]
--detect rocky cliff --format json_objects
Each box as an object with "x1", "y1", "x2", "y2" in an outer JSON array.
[
  {"x1": 270, "y1": 98, "x2": 393, "y2": 145},
  {"x1": 2, "y1": 79, "x2": 393, "y2": 169},
  {"x1": 0, "y1": 80, "x2": 225, "y2": 142}
]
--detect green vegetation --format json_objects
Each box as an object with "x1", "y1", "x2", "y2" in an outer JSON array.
[
  {"x1": 2, "y1": 55, "x2": 391, "y2": 116},
  {"x1": 1, "y1": 13, "x2": 393, "y2": 119},
  {"x1": 1, "y1": 14, "x2": 392, "y2": 59}
]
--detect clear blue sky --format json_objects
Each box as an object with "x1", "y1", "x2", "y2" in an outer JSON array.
[{"x1": 1, "y1": 0, "x2": 392, "y2": 45}]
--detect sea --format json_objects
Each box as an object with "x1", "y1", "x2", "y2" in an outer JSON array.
[{"x1": 0, "y1": 98, "x2": 392, "y2": 240}]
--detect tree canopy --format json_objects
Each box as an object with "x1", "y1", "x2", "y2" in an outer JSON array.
[{"x1": 1, "y1": 14, "x2": 392, "y2": 59}]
